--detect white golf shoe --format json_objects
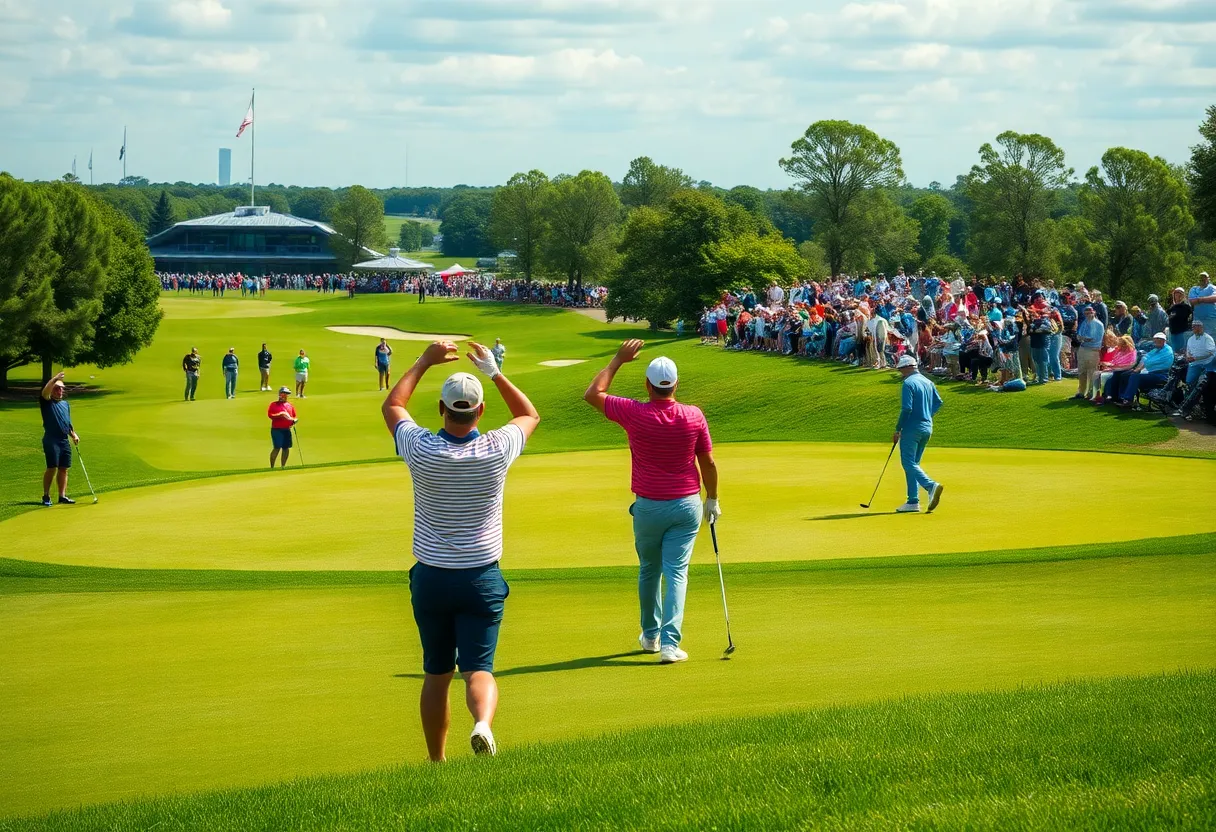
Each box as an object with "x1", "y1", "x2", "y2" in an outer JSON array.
[
  {"x1": 638, "y1": 633, "x2": 660, "y2": 653},
  {"x1": 927, "y1": 483, "x2": 945, "y2": 513},
  {"x1": 470, "y1": 722, "x2": 497, "y2": 757},
  {"x1": 659, "y1": 645, "x2": 688, "y2": 664},
  {"x1": 895, "y1": 502, "x2": 920, "y2": 513}
]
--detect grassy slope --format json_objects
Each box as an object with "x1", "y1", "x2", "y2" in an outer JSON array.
[
  {"x1": 2, "y1": 542, "x2": 1213, "y2": 816},
  {"x1": 0, "y1": 292, "x2": 1193, "y2": 521},
  {"x1": 5, "y1": 671, "x2": 1212, "y2": 831}
]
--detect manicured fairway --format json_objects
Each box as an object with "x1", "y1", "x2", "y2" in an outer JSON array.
[
  {"x1": 7, "y1": 444, "x2": 1216, "y2": 571},
  {"x1": 1, "y1": 292, "x2": 1212, "y2": 827},
  {"x1": 2, "y1": 548, "x2": 1213, "y2": 816}
]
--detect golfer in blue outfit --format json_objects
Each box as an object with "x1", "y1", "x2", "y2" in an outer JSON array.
[{"x1": 892, "y1": 355, "x2": 944, "y2": 514}]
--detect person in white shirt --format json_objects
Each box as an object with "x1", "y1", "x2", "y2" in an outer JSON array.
[
  {"x1": 1183, "y1": 320, "x2": 1215, "y2": 388},
  {"x1": 767, "y1": 283, "x2": 785, "y2": 306},
  {"x1": 382, "y1": 340, "x2": 540, "y2": 761}
]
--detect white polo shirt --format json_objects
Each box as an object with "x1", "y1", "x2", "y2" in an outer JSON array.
[{"x1": 394, "y1": 419, "x2": 526, "y2": 569}]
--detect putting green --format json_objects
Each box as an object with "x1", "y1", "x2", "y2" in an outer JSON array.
[
  {"x1": 8, "y1": 443, "x2": 1216, "y2": 571},
  {"x1": 2, "y1": 553, "x2": 1212, "y2": 816},
  {"x1": 159, "y1": 298, "x2": 309, "y2": 320}
]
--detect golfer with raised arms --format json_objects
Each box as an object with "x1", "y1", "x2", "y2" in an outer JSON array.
[
  {"x1": 38, "y1": 371, "x2": 79, "y2": 506},
  {"x1": 893, "y1": 355, "x2": 945, "y2": 514},
  {"x1": 382, "y1": 340, "x2": 539, "y2": 761},
  {"x1": 584, "y1": 340, "x2": 719, "y2": 664}
]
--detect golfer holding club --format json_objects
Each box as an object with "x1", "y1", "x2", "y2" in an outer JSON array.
[
  {"x1": 893, "y1": 355, "x2": 945, "y2": 514},
  {"x1": 584, "y1": 340, "x2": 719, "y2": 664},
  {"x1": 267, "y1": 387, "x2": 298, "y2": 468},
  {"x1": 383, "y1": 340, "x2": 539, "y2": 761},
  {"x1": 38, "y1": 372, "x2": 79, "y2": 506}
]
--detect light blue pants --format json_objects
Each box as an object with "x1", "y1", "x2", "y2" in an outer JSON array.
[
  {"x1": 184, "y1": 372, "x2": 199, "y2": 400},
  {"x1": 1047, "y1": 334, "x2": 1063, "y2": 380},
  {"x1": 632, "y1": 495, "x2": 701, "y2": 648},
  {"x1": 224, "y1": 370, "x2": 237, "y2": 398},
  {"x1": 1186, "y1": 360, "x2": 1213, "y2": 387},
  {"x1": 900, "y1": 429, "x2": 936, "y2": 505},
  {"x1": 1170, "y1": 332, "x2": 1189, "y2": 354}
]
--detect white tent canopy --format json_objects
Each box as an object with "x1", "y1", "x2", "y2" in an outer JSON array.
[
  {"x1": 438, "y1": 263, "x2": 473, "y2": 276},
  {"x1": 352, "y1": 248, "x2": 434, "y2": 272}
]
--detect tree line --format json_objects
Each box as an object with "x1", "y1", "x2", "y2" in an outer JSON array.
[{"x1": 0, "y1": 174, "x2": 162, "y2": 388}]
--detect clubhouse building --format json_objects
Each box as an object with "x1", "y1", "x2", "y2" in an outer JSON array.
[{"x1": 146, "y1": 205, "x2": 373, "y2": 275}]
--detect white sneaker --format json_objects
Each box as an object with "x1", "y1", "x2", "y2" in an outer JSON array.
[
  {"x1": 638, "y1": 633, "x2": 660, "y2": 653},
  {"x1": 927, "y1": 483, "x2": 944, "y2": 513},
  {"x1": 659, "y1": 645, "x2": 688, "y2": 664},
  {"x1": 895, "y1": 502, "x2": 920, "y2": 513},
  {"x1": 470, "y1": 722, "x2": 497, "y2": 756}
]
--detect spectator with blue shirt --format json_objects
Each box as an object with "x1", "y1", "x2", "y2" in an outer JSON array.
[
  {"x1": 893, "y1": 355, "x2": 945, "y2": 514},
  {"x1": 1074, "y1": 306, "x2": 1106, "y2": 400},
  {"x1": 1190, "y1": 272, "x2": 1215, "y2": 331},
  {"x1": 1117, "y1": 333, "x2": 1174, "y2": 407}
]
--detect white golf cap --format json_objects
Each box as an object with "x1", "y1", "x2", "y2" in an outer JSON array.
[
  {"x1": 440, "y1": 372, "x2": 484, "y2": 412},
  {"x1": 645, "y1": 356, "x2": 678, "y2": 389},
  {"x1": 897, "y1": 355, "x2": 918, "y2": 369},
  {"x1": 1153, "y1": 332, "x2": 1167, "y2": 340}
]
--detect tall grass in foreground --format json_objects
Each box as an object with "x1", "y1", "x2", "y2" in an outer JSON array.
[{"x1": 7, "y1": 671, "x2": 1212, "y2": 831}]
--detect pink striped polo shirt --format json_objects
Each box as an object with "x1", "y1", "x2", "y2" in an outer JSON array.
[{"x1": 604, "y1": 396, "x2": 712, "y2": 501}]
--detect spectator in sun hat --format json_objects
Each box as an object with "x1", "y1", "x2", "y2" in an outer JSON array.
[{"x1": 584, "y1": 341, "x2": 718, "y2": 665}]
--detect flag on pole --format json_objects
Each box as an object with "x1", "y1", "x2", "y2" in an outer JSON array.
[
  {"x1": 88, "y1": 150, "x2": 93, "y2": 171},
  {"x1": 119, "y1": 127, "x2": 126, "y2": 160},
  {"x1": 236, "y1": 97, "x2": 253, "y2": 137},
  {"x1": 72, "y1": 156, "x2": 76, "y2": 176}
]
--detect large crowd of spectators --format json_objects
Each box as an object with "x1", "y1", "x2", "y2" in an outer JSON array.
[
  {"x1": 699, "y1": 269, "x2": 1216, "y2": 420},
  {"x1": 157, "y1": 271, "x2": 607, "y2": 308}
]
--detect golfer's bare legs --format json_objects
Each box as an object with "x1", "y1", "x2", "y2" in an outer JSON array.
[
  {"x1": 270, "y1": 449, "x2": 279, "y2": 468},
  {"x1": 42, "y1": 468, "x2": 54, "y2": 498},
  {"x1": 279, "y1": 448, "x2": 289, "y2": 467},
  {"x1": 419, "y1": 670, "x2": 498, "y2": 762},
  {"x1": 55, "y1": 467, "x2": 68, "y2": 498}
]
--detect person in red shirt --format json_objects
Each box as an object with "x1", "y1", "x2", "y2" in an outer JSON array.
[
  {"x1": 267, "y1": 386, "x2": 298, "y2": 468},
  {"x1": 583, "y1": 340, "x2": 719, "y2": 664}
]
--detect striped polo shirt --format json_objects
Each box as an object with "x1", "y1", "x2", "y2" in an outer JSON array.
[
  {"x1": 394, "y1": 419, "x2": 526, "y2": 569},
  {"x1": 603, "y1": 396, "x2": 712, "y2": 501}
]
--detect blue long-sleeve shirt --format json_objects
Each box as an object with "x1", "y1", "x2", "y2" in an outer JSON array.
[
  {"x1": 1141, "y1": 344, "x2": 1174, "y2": 374},
  {"x1": 896, "y1": 372, "x2": 943, "y2": 433},
  {"x1": 1077, "y1": 318, "x2": 1105, "y2": 350}
]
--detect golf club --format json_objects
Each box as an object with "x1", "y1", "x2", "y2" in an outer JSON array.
[
  {"x1": 293, "y1": 425, "x2": 304, "y2": 466},
  {"x1": 860, "y1": 441, "x2": 898, "y2": 509},
  {"x1": 73, "y1": 439, "x2": 98, "y2": 504},
  {"x1": 708, "y1": 520, "x2": 735, "y2": 658}
]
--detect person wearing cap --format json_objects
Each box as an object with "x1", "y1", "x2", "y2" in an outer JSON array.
[
  {"x1": 583, "y1": 340, "x2": 718, "y2": 665},
  {"x1": 382, "y1": 340, "x2": 539, "y2": 761},
  {"x1": 182, "y1": 347, "x2": 201, "y2": 401},
  {"x1": 1144, "y1": 294, "x2": 1168, "y2": 343},
  {"x1": 257, "y1": 343, "x2": 273, "y2": 391},
  {"x1": 293, "y1": 349, "x2": 310, "y2": 398},
  {"x1": 1117, "y1": 333, "x2": 1174, "y2": 407},
  {"x1": 39, "y1": 371, "x2": 79, "y2": 506},
  {"x1": 222, "y1": 348, "x2": 239, "y2": 399},
  {"x1": 267, "y1": 387, "x2": 298, "y2": 468},
  {"x1": 893, "y1": 355, "x2": 944, "y2": 514}
]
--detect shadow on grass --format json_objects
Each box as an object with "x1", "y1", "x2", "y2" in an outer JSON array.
[
  {"x1": 808, "y1": 511, "x2": 899, "y2": 521},
  {"x1": 393, "y1": 651, "x2": 654, "y2": 680},
  {"x1": 578, "y1": 328, "x2": 676, "y2": 342}
]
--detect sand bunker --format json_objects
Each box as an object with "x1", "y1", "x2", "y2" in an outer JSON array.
[
  {"x1": 326, "y1": 326, "x2": 470, "y2": 340},
  {"x1": 538, "y1": 360, "x2": 588, "y2": 367}
]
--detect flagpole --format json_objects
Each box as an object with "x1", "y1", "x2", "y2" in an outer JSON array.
[
  {"x1": 89, "y1": 149, "x2": 93, "y2": 186},
  {"x1": 250, "y1": 88, "x2": 255, "y2": 207},
  {"x1": 123, "y1": 126, "x2": 127, "y2": 181}
]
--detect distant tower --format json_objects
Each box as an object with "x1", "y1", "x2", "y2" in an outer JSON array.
[{"x1": 218, "y1": 148, "x2": 232, "y2": 186}]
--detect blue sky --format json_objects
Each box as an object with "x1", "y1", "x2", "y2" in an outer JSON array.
[{"x1": 1, "y1": 0, "x2": 1212, "y2": 189}]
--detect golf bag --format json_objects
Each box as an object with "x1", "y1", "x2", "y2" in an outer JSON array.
[
  {"x1": 1175, "y1": 369, "x2": 1213, "y2": 421},
  {"x1": 1144, "y1": 356, "x2": 1188, "y2": 413}
]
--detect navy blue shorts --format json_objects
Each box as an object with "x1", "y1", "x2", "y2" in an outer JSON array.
[
  {"x1": 409, "y1": 561, "x2": 509, "y2": 675},
  {"x1": 270, "y1": 427, "x2": 293, "y2": 449},
  {"x1": 42, "y1": 436, "x2": 72, "y2": 469}
]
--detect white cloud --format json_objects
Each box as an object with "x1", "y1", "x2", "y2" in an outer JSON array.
[
  {"x1": 169, "y1": 0, "x2": 231, "y2": 29},
  {"x1": 902, "y1": 42, "x2": 950, "y2": 68},
  {"x1": 192, "y1": 47, "x2": 264, "y2": 73}
]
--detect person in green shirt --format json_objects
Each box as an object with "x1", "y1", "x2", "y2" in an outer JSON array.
[{"x1": 294, "y1": 349, "x2": 310, "y2": 398}]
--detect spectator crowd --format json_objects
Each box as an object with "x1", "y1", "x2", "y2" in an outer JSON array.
[{"x1": 698, "y1": 269, "x2": 1216, "y2": 421}]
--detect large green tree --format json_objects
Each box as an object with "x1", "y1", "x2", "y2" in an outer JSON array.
[
  {"x1": 1068, "y1": 147, "x2": 1194, "y2": 299},
  {"x1": 779, "y1": 120, "x2": 904, "y2": 275},
  {"x1": 1189, "y1": 104, "x2": 1216, "y2": 239},
  {"x1": 907, "y1": 193, "x2": 954, "y2": 263},
  {"x1": 488, "y1": 170, "x2": 552, "y2": 281},
  {"x1": 78, "y1": 200, "x2": 163, "y2": 370},
  {"x1": 329, "y1": 185, "x2": 388, "y2": 268},
  {"x1": 0, "y1": 175, "x2": 56, "y2": 390},
  {"x1": 439, "y1": 190, "x2": 495, "y2": 257},
  {"x1": 620, "y1": 156, "x2": 692, "y2": 209},
  {"x1": 543, "y1": 171, "x2": 621, "y2": 292},
  {"x1": 608, "y1": 190, "x2": 802, "y2": 327},
  {"x1": 965, "y1": 131, "x2": 1074, "y2": 277},
  {"x1": 148, "y1": 190, "x2": 175, "y2": 235},
  {"x1": 291, "y1": 188, "x2": 336, "y2": 221},
  {"x1": 397, "y1": 220, "x2": 424, "y2": 252}
]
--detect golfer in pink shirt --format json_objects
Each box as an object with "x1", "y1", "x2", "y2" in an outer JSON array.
[{"x1": 584, "y1": 339, "x2": 720, "y2": 664}]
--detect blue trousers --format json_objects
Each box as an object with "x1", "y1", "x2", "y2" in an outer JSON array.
[
  {"x1": 1047, "y1": 334, "x2": 1063, "y2": 380},
  {"x1": 1186, "y1": 361, "x2": 1213, "y2": 387},
  {"x1": 900, "y1": 429, "x2": 935, "y2": 504},
  {"x1": 632, "y1": 495, "x2": 701, "y2": 648},
  {"x1": 1120, "y1": 371, "x2": 1167, "y2": 401},
  {"x1": 224, "y1": 370, "x2": 237, "y2": 397},
  {"x1": 1031, "y1": 347, "x2": 1050, "y2": 383}
]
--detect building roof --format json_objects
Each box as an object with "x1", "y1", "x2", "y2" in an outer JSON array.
[
  {"x1": 352, "y1": 248, "x2": 434, "y2": 272},
  {"x1": 146, "y1": 205, "x2": 339, "y2": 245}
]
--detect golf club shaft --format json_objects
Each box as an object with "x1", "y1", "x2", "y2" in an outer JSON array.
[
  {"x1": 293, "y1": 426, "x2": 304, "y2": 465},
  {"x1": 709, "y1": 521, "x2": 733, "y2": 646},
  {"x1": 74, "y1": 442, "x2": 98, "y2": 502},
  {"x1": 862, "y1": 441, "x2": 898, "y2": 508}
]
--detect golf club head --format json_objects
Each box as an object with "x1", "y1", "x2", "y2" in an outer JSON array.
[{"x1": 722, "y1": 641, "x2": 735, "y2": 659}]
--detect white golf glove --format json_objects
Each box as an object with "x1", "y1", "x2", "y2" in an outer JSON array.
[
  {"x1": 703, "y1": 498, "x2": 722, "y2": 523},
  {"x1": 468, "y1": 344, "x2": 501, "y2": 379}
]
